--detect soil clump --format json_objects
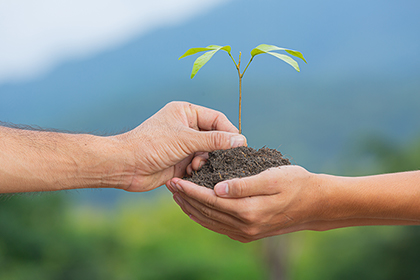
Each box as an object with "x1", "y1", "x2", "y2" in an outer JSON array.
[{"x1": 185, "y1": 146, "x2": 290, "y2": 189}]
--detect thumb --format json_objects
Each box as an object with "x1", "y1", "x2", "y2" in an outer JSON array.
[
  {"x1": 214, "y1": 170, "x2": 279, "y2": 198},
  {"x1": 186, "y1": 130, "x2": 247, "y2": 153}
]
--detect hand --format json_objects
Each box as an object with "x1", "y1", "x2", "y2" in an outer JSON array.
[
  {"x1": 166, "y1": 165, "x2": 326, "y2": 242},
  {"x1": 167, "y1": 165, "x2": 420, "y2": 242},
  {"x1": 114, "y1": 101, "x2": 246, "y2": 192}
]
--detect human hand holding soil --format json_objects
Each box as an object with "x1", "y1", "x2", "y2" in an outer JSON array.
[
  {"x1": 117, "y1": 101, "x2": 247, "y2": 192},
  {"x1": 167, "y1": 166, "x2": 420, "y2": 243},
  {"x1": 0, "y1": 101, "x2": 246, "y2": 193}
]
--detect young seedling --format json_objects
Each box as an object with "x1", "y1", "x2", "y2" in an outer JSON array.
[{"x1": 179, "y1": 44, "x2": 306, "y2": 134}]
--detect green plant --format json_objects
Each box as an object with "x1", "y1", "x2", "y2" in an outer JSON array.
[{"x1": 179, "y1": 44, "x2": 306, "y2": 133}]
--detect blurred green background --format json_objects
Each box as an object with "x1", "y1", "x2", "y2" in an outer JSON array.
[{"x1": 1, "y1": 0, "x2": 420, "y2": 279}]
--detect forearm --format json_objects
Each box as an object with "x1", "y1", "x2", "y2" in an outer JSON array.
[
  {"x1": 0, "y1": 126, "x2": 132, "y2": 193},
  {"x1": 320, "y1": 171, "x2": 420, "y2": 225}
]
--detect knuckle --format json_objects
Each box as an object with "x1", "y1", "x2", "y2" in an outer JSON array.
[
  {"x1": 241, "y1": 226, "x2": 260, "y2": 237},
  {"x1": 209, "y1": 132, "x2": 227, "y2": 150},
  {"x1": 229, "y1": 235, "x2": 251, "y2": 243},
  {"x1": 166, "y1": 101, "x2": 190, "y2": 112},
  {"x1": 230, "y1": 178, "x2": 247, "y2": 197},
  {"x1": 237, "y1": 201, "x2": 261, "y2": 224},
  {"x1": 165, "y1": 101, "x2": 178, "y2": 109},
  {"x1": 167, "y1": 101, "x2": 183, "y2": 107},
  {"x1": 203, "y1": 196, "x2": 217, "y2": 209},
  {"x1": 214, "y1": 112, "x2": 229, "y2": 127},
  {"x1": 241, "y1": 211, "x2": 258, "y2": 224},
  {"x1": 200, "y1": 206, "x2": 212, "y2": 218}
]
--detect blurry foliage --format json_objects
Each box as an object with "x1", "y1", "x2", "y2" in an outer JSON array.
[
  {"x1": 289, "y1": 134, "x2": 420, "y2": 280},
  {"x1": 1, "y1": 135, "x2": 419, "y2": 280},
  {"x1": 360, "y1": 134, "x2": 420, "y2": 173},
  {"x1": 0, "y1": 192, "x2": 267, "y2": 280}
]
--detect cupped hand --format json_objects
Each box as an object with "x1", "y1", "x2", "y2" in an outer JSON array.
[
  {"x1": 113, "y1": 101, "x2": 246, "y2": 192},
  {"x1": 166, "y1": 165, "x2": 329, "y2": 242}
]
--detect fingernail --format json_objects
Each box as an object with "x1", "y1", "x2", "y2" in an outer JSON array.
[
  {"x1": 215, "y1": 182, "x2": 228, "y2": 196},
  {"x1": 170, "y1": 181, "x2": 177, "y2": 192},
  {"x1": 230, "y1": 135, "x2": 246, "y2": 148},
  {"x1": 175, "y1": 182, "x2": 184, "y2": 193},
  {"x1": 174, "y1": 194, "x2": 184, "y2": 207},
  {"x1": 198, "y1": 161, "x2": 205, "y2": 170}
]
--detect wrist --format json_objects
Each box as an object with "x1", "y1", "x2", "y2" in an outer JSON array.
[
  {"x1": 86, "y1": 135, "x2": 135, "y2": 190},
  {"x1": 317, "y1": 173, "x2": 414, "y2": 221},
  {"x1": 58, "y1": 134, "x2": 134, "y2": 191},
  {"x1": 315, "y1": 173, "x2": 358, "y2": 221},
  {"x1": 310, "y1": 172, "x2": 420, "y2": 229}
]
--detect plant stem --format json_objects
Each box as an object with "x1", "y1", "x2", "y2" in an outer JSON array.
[
  {"x1": 241, "y1": 56, "x2": 254, "y2": 78},
  {"x1": 238, "y1": 52, "x2": 242, "y2": 134},
  {"x1": 239, "y1": 76, "x2": 242, "y2": 134},
  {"x1": 228, "y1": 53, "x2": 238, "y2": 70},
  {"x1": 229, "y1": 51, "x2": 254, "y2": 134}
]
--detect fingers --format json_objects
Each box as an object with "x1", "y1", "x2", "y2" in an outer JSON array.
[
  {"x1": 186, "y1": 152, "x2": 208, "y2": 175},
  {"x1": 190, "y1": 103, "x2": 239, "y2": 133},
  {"x1": 165, "y1": 101, "x2": 238, "y2": 133},
  {"x1": 183, "y1": 129, "x2": 247, "y2": 155},
  {"x1": 167, "y1": 178, "x2": 269, "y2": 225},
  {"x1": 166, "y1": 178, "x2": 288, "y2": 242},
  {"x1": 187, "y1": 212, "x2": 252, "y2": 243},
  {"x1": 214, "y1": 168, "x2": 282, "y2": 198},
  {"x1": 168, "y1": 178, "x2": 245, "y2": 215},
  {"x1": 173, "y1": 154, "x2": 194, "y2": 178},
  {"x1": 166, "y1": 178, "x2": 248, "y2": 238},
  {"x1": 167, "y1": 182, "x2": 264, "y2": 243},
  {"x1": 166, "y1": 163, "x2": 312, "y2": 242},
  {"x1": 188, "y1": 103, "x2": 248, "y2": 150},
  {"x1": 167, "y1": 102, "x2": 247, "y2": 153},
  {"x1": 173, "y1": 192, "x2": 245, "y2": 234}
]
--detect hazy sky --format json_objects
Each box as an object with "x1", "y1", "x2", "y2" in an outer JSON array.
[{"x1": 0, "y1": 0, "x2": 229, "y2": 84}]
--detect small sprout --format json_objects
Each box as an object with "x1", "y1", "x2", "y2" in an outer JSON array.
[{"x1": 179, "y1": 44, "x2": 306, "y2": 134}]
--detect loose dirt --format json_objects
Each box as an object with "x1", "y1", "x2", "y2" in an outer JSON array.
[{"x1": 185, "y1": 146, "x2": 290, "y2": 189}]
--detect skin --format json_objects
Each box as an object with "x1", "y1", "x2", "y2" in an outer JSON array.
[
  {"x1": 0, "y1": 101, "x2": 246, "y2": 193},
  {"x1": 166, "y1": 165, "x2": 420, "y2": 243}
]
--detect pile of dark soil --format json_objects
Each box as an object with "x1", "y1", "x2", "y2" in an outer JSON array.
[{"x1": 185, "y1": 146, "x2": 291, "y2": 189}]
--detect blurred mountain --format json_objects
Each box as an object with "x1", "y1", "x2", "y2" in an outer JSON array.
[{"x1": 1, "y1": 0, "x2": 420, "y2": 203}]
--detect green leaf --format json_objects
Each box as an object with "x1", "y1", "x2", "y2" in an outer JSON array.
[
  {"x1": 191, "y1": 50, "x2": 218, "y2": 78},
  {"x1": 206, "y1": 45, "x2": 232, "y2": 54},
  {"x1": 250, "y1": 44, "x2": 278, "y2": 57},
  {"x1": 179, "y1": 45, "x2": 231, "y2": 78},
  {"x1": 284, "y1": 49, "x2": 307, "y2": 63},
  {"x1": 265, "y1": 52, "x2": 300, "y2": 72},
  {"x1": 250, "y1": 44, "x2": 306, "y2": 72},
  {"x1": 179, "y1": 47, "x2": 214, "y2": 60}
]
